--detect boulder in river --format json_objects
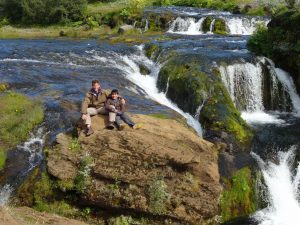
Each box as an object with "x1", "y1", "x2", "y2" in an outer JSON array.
[
  {"x1": 46, "y1": 114, "x2": 222, "y2": 224},
  {"x1": 118, "y1": 24, "x2": 135, "y2": 34}
]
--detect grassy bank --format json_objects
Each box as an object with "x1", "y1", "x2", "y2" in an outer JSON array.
[{"x1": 0, "y1": 90, "x2": 44, "y2": 169}]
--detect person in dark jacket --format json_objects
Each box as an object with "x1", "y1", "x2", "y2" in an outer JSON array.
[
  {"x1": 81, "y1": 80, "x2": 124, "y2": 136},
  {"x1": 105, "y1": 89, "x2": 140, "y2": 130}
]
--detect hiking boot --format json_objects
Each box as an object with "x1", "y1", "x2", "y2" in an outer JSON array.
[
  {"x1": 118, "y1": 124, "x2": 125, "y2": 131},
  {"x1": 86, "y1": 127, "x2": 94, "y2": 136},
  {"x1": 106, "y1": 122, "x2": 115, "y2": 130},
  {"x1": 132, "y1": 124, "x2": 142, "y2": 129}
]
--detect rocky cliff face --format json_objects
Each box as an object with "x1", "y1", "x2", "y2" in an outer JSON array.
[{"x1": 46, "y1": 114, "x2": 222, "y2": 224}]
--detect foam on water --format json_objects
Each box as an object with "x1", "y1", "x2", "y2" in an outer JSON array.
[
  {"x1": 251, "y1": 147, "x2": 300, "y2": 225},
  {"x1": 241, "y1": 111, "x2": 285, "y2": 124}
]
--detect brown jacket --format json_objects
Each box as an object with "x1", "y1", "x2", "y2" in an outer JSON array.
[
  {"x1": 81, "y1": 89, "x2": 111, "y2": 114},
  {"x1": 105, "y1": 96, "x2": 125, "y2": 113}
]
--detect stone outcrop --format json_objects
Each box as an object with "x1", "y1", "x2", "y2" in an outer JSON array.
[{"x1": 47, "y1": 114, "x2": 222, "y2": 224}]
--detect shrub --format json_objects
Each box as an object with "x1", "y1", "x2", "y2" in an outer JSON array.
[{"x1": 1, "y1": 0, "x2": 87, "y2": 24}]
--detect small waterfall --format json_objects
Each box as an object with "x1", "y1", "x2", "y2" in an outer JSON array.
[
  {"x1": 220, "y1": 57, "x2": 300, "y2": 123},
  {"x1": 208, "y1": 19, "x2": 215, "y2": 34},
  {"x1": 226, "y1": 17, "x2": 270, "y2": 35},
  {"x1": 168, "y1": 15, "x2": 269, "y2": 35},
  {"x1": 219, "y1": 61, "x2": 264, "y2": 112},
  {"x1": 274, "y1": 68, "x2": 300, "y2": 116},
  {"x1": 168, "y1": 17, "x2": 204, "y2": 35},
  {"x1": 251, "y1": 147, "x2": 300, "y2": 225},
  {"x1": 0, "y1": 184, "x2": 13, "y2": 206}
]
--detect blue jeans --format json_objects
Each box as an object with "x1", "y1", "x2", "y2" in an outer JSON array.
[{"x1": 115, "y1": 112, "x2": 135, "y2": 128}]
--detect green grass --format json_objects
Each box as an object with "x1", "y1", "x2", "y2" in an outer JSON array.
[
  {"x1": 86, "y1": 0, "x2": 128, "y2": 16},
  {"x1": 0, "y1": 92, "x2": 44, "y2": 169},
  {"x1": 220, "y1": 167, "x2": 256, "y2": 222},
  {"x1": 149, "y1": 113, "x2": 170, "y2": 119}
]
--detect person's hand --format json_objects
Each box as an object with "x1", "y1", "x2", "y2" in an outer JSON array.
[
  {"x1": 121, "y1": 99, "x2": 125, "y2": 105},
  {"x1": 82, "y1": 114, "x2": 88, "y2": 120}
]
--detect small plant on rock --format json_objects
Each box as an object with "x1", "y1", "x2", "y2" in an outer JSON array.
[{"x1": 148, "y1": 176, "x2": 170, "y2": 215}]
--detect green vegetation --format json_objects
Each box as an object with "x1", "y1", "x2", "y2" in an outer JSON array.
[
  {"x1": 0, "y1": 0, "x2": 297, "y2": 39},
  {"x1": 108, "y1": 215, "x2": 144, "y2": 225},
  {"x1": 74, "y1": 155, "x2": 94, "y2": 193},
  {"x1": 149, "y1": 113, "x2": 170, "y2": 119},
  {"x1": 247, "y1": 9, "x2": 300, "y2": 94},
  {"x1": 148, "y1": 177, "x2": 169, "y2": 215},
  {"x1": 68, "y1": 138, "x2": 81, "y2": 152},
  {"x1": 0, "y1": 92, "x2": 44, "y2": 169},
  {"x1": 0, "y1": 0, "x2": 87, "y2": 24},
  {"x1": 220, "y1": 167, "x2": 256, "y2": 222}
]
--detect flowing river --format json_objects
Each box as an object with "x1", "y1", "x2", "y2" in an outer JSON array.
[{"x1": 0, "y1": 6, "x2": 300, "y2": 224}]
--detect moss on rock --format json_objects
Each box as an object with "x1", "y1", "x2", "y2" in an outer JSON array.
[
  {"x1": 157, "y1": 59, "x2": 253, "y2": 148},
  {"x1": 220, "y1": 167, "x2": 256, "y2": 222}
]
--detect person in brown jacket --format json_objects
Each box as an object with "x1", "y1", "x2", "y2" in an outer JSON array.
[
  {"x1": 81, "y1": 80, "x2": 125, "y2": 136},
  {"x1": 105, "y1": 89, "x2": 139, "y2": 130}
]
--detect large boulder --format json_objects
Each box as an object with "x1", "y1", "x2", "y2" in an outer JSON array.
[
  {"x1": 157, "y1": 58, "x2": 253, "y2": 152},
  {"x1": 47, "y1": 114, "x2": 222, "y2": 224}
]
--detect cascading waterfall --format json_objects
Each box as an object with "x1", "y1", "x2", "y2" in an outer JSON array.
[
  {"x1": 87, "y1": 46, "x2": 203, "y2": 136},
  {"x1": 251, "y1": 147, "x2": 300, "y2": 225},
  {"x1": 219, "y1": 57, "x2": 300, "y2": 123},
  {"x1": 168, "y1": 15, "x2": 270, "y2": 35},
  {"x1": 0, "y1": 127, "x2": 45, "y2": 206}
]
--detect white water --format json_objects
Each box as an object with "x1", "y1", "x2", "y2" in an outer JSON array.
[
  {"x1": 88, "y1": 46, "x2": 203, "y2": 136},
  {"x1": 168, "y1": 16, "x2": 270, "y2": 35},
  {"x1": 251, "y1": 147, "x2": 300, "y2": 225},
  {"x1": 226, "y1": 17, "x2": 270, "y2": 35},
  {"x1": 0, "y1": 128, "x2": 45, "y2": 206},
  {"x1": 168, "y1": 17, "x2": 205, "y2": 35},
  {"x1": 273, "y1": 68, "x2": 300, "y2": 117},
  {"x1": 220, "y1": 57, "x2": 300, "y2": 124},
  {"x1": 0, "y1": 184, "x2": 13, "y2": 206}
]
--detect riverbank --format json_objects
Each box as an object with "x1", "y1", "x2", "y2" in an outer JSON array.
[{"x1": 0, "y1": 90, "x2": 44, "y2": 170}]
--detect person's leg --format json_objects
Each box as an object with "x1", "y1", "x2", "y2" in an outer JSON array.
[
  {"x1": 96, "y1": 107, "x2": 107, "y2": 115},
  {"x1": 85, "y1": 108, "x2": 97, "y2": 127},
  {"x1": 85, "y1": 108, "x2": 97, "y2": 136},
  {"x1": 107, "y1": 111, "x2": 116, "y2": 129},
  {"x1": 114, "y1": 115, "x2": 122, "y2": 129},
  {"x1": 120, "y1": 113, "x2": 135, "y2": 127}
]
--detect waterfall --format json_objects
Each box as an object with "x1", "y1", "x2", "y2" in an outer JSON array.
[
  {"x1": 87, "y1": 46, "x2": 203, "y2": 136},
  {"x1": 226, "y1": 17, "x2": 270, "y2": 35},
  {"x1": 219, "y1": 57, "x2": 300, "y2": 123},
  {"x1": 168, "y1": 15, "x2": 269, "y2": 35},
  {"x1": 168, "y1": 17, "x2": 204, "y2": 35},
  {"x1": 208, "y1": 19, "x2": 215, "y2": 34},
  {"x1": 219, "y1": 61, "x2": 264, "y2": 112},
  {"x1": 0, "y1": 184, "x2": 13, "y2": 206},
  {"x1": 251, "y1": 147, "x2": 300, "y2": 225}
]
